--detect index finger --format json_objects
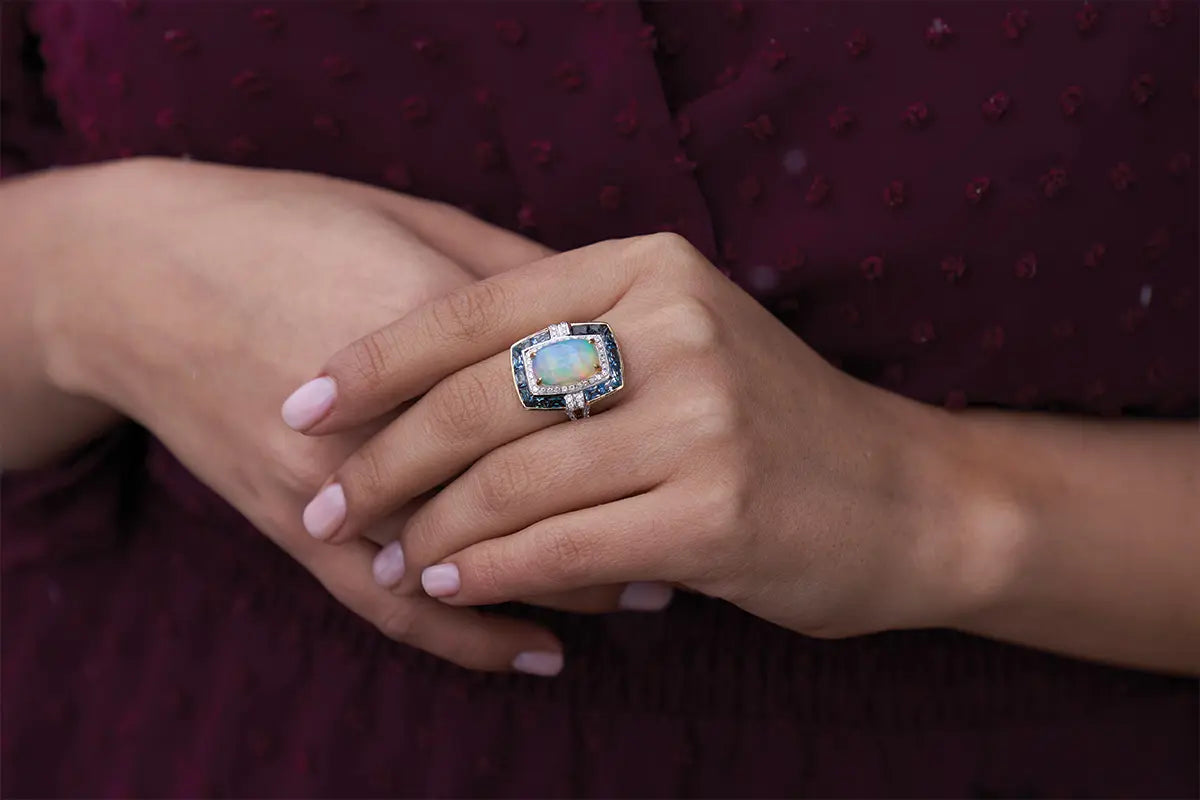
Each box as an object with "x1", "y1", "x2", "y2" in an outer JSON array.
[{"x1": 280, "y1": 233, "x2": 693, "y2": 434}]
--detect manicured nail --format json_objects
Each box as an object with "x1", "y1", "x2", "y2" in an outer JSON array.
[
  {"x1": 302, "y1": 483, "x2": 345, "y2": 540},
  {"x1": 618, "y1": 581, "x2": 674, "y2": 611},
  {"x1": 372, "y1": 541, "x2": 406, "y2": 587},
  {"x1": 281, "y1": 376, "x2": 337, "y2": 431},
  {"x1": 512, "y1": 651, "x2": 564, "y2": 677},
  {"x1": 421, "y1": 563, "x2": 461, "y2": 597}
]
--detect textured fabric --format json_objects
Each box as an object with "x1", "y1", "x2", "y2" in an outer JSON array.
[{"x1": 2, "y1": 1, "x2": 1198, "y2": 796}]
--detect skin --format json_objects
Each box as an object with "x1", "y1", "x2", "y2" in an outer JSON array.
[
  {"x1": 0, "y1": 157, "x2": 655, "y2": 677},
  {"x1": 293, "y1": 233, "x2": 1200, "y2": 675}
]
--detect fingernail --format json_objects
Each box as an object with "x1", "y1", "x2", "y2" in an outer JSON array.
[
  {"x1": 421, "y1": 563, "x2": 461, "y2": 597},
  {"x1": 372, "y1": 541, "x2": 406, "y2": 587},
  {"x1": 302, "y1": 483, "x2": 346, "y2": 540},
  {"x1": 618, "y1": 581, "x2": 675, "y2": 611},
  {"x1": 512, "y1": 651, "x2": 564, "y2": 677},
  {"x1": 281, "y1": 376, "x2": 337, "y2": 431}
]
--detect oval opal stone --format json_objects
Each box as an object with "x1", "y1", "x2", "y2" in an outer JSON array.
[{"x1": 530, "y1": 338, "x2": 601, "y2": 387}]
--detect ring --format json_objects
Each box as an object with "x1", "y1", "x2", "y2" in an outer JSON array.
[{"x1": 510, "y1": 322, "x2": 624, "y2": 420}]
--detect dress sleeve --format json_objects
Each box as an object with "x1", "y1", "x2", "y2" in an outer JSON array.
[{"x1": 1, "y1": 1, "x2": 63, "y2": 177}]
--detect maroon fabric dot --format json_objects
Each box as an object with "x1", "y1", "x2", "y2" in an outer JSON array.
[
  {"x1": 71, "y1": 36, "x2": 92, "y2": 66},
  {"x1": 762, "y1": 38, "x2": 787, "y2": 70},
  {"x1": 1146, "y1": 358, "x2": 1169, "y2": 387},
  {"x1": 944, "y1": 390, "x2": 967, "y2": 409},
  {"x1": 517, "y1": 203, "x2": 536, "y2": 229},
  {"x1": 941, "y1": 254, "x2": 966, "y2": 283},
  {"x1": 494, "y1": 19, "x2": 525, "y2": 46},
  {"x1": 725, "y1": 1, "x2": 749, "y2": 29},
  {"x1": 1083, "y1": 242, "x2": 1106, "y2": 268},
  {"x1": 828, "y1": 105, "x2": 855, "y2": 136},
  {"x1": 1052, "y1": 319, "x2": 1076, "y2": 339},
  {"x1": 1076, "y1": 2, "x2": 1100, "y2": 33},
  {"x1": 1059, "y1": 85, "x2": 1084, "y2": 117},
  {"x1": 882, "y1": 363, "x2": 906, "y2": 386},
  {"x1": 118, "y1": 0, "x2": 145, "y2": 17},
  {"x1": 776, "y1": 246, "x2": 805, "y2": 271},
  {"x1": 1002, "y1": 9, "x2": 1031, "y2": 40},
  {"x1": 1014, "y1": 251, "x2": 1038, "y2": 279},
  {"x1": 475, "y1": 141, "x2": 502, "y2": 171},
  {"x1": 840, "y1": 303, "x2": 861, "y2": 326},
  {"x1": 965, "y1": 176, "x2": 991, "y2": 204},
  {"x1": 1167, "y1": 151, "x2": 1192, "y2": 177},
  {"x1": 883, "y1": 179, "x2": 907, "y2": 209},
  {"x1": 1170, "y1": 286, "x2": 1193, "y2": 309},
  {"x1": 715, "y1": 65, "x2": 740, "y2": 89},
  {"x1": 227, "y1": 135, "x2": 259, "y2": 160},
  {"x1": 614, "y1": 102, "x2": 639, "y2": 136},
  {"x1": 1130, "y1": 73, "x2": 1156, "y2": 107},
  {"x1": 251, "y1": 7, "x2": 284, "y2": 32},
  {"x1": 552, "y1": 62, "x2": 585, "y2": 92},
  {"x1": 910, "y1": 320, "x2": 936, "y2": 344},
  {"x1": 925, "y1": 17, "x2": 954, "y2": 47},
  {"x1": 107, "y1": 71, "x2": 128, "y2": 98},
  {"x1": 78, "y1": 114, "x2": 101, "y2": 144},
  {"x1": 845, "y1": 29, "x2": 870, "y2": 58},
  {"x1": 902, "y1": 101, "x2": 931, "y2": 129},
  {"x1": 1039, "y1": 166, "x2": 1068, "y2": 199},
  {"x1": 1119, "y1": 306, "x2": 1147, "y2": 333},
  {"x1": 474, "y1": 87, "x2": 495, "y2": 108},
  {"x1": 1142, "y1": 226, "x2": 1170, "y2": 262},
  {"x1": 1149, "y1": 0, "x2": 1173, "y2": 28},
  {"x1": 738, "y1": 175, "x2": 763, "y2": 204},
  {"x1": 411, "y1": 37, "x2": 443, "y2": 61},
  {"x1": 806, "y1": 175, "x2": 831, "y2": 206},
  {"x1": 982, "y1": 325, "x2": 1006, "y2": 351},
  {"x1": 383, "y1": 163, "x2": 411, "y2": 189},
  {"x1": 154, "y1": 107, "x2": 182, "y2": 131},
  {"x1": 231, "y1": 69, "x2": 271, "y2": 97},
  {"x1": 638, "y1": 25, "x2": 658, "y2": 53},
  {"x1": 675, "y1": 114, "x2": 693, "y2": 141},
  {"x1": 583, "y1": 1, "x2": 605, "y2": 14},
  {"x1": 312, "y1": 114, "x2": 340, "y2": 138},
  {"x1": 1108, "y1": 161, "x2": 1136, "y2": 191},
  {"x1": 321, "y1": 55, "x2": 355, "y2": 80},
  {"x1": 529, "y1": 139, "x2": 554, "y2": 166},
  {"x1": 860, "y1": 255, "x2": 884, "y2": 281},
  {"x1": 981, "y1": 91, "x2": 1011, "y2": 122},
  {"x1": 672, "y1": 152, "x2": 697, "y2": 172},
  {"x1": 743, "y1": 113, "x2": 775, "y2": 141},
  {"x1": 163, "y1": 29, "x2": 198, "y2": 55},
  {"x1": 721, "y1": 241, "x2": 739, "y2": 263},
  {"x1": 400, "y1": 96, "x2": 430, "y2": 123},
  {"x1": 599, "y1": 184, "x2": 622, "y2": 210}
]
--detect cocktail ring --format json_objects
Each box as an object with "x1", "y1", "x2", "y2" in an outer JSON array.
[{"x1": 510, "y1": 322, "x2": 624, "y2": 420}]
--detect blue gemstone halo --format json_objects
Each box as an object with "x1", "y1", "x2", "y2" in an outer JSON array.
[{"x1": 511, "y1": 322, "x2": 624, "y2": 413}]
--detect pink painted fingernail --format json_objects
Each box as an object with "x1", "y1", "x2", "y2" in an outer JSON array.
[
  {"x1": 281, "y1": 376, "x2": 337, "y2": 431},
  {"x1": 421, "y1": 563, "x2": 461, "y2": 597},
  {"x1": 618, "y1": 582, "x2": 674, "y2": 611},
  {"x1": 372, "y1": 541, "x2": 406, "y2": 587},
  {"x1": 512, "y1": 651, "x2": 564, "y2": 677},
  {"x1": 302, "y1": 483, "x2": 345, "y2": 540}
]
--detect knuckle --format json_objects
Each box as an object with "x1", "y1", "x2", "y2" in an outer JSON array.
[
  {"x1": 473, "y1": 451, "x2": 537, "y2": 516},
  {"x1": 376, "y1": 602, "x2": 418, "y2": 641},
  {"x1": 345, "y1": 327, "x2": 401, "y2": 393},
  {"x1": 428, "y1": 281, "x2": 510, "y2": 342},
  {"x1": 426, "y1": 369, "x2": 493, "y2": 442},
  {"x1": 655, "y1": 298, "x2": 722, "y2": 354},
  {"x1": 537, "y1": 527, "x2": 588, "y2": 580},
  {"x1": 679, "y1": 383, "x2": 742, "y2": 445},
  {"x1": 345, "y1": 443, "x2": 390, "y2": 502}
]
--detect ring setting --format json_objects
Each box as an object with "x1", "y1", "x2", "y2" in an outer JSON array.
[{"x1": 511, "y1": 322, "x2": 624, "y2": 420}]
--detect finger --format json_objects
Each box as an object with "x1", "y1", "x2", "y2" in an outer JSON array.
[
  {"x1": 367, "y1": 191, "x2": 556, "y2": 277},
  {"x1": 286, "y1": 233, "x2": 698, "y2": 434},
  {"x1": 381, "y1": 396, "x2": 674, "y2": 592},
  {"x1": 301, "y1": 536, "x2": 563, "y2": 674},
  {"x1": 520, "y1": 583, "x2": 674, "y2": 614},
  {"x1": 420, "y1": 491, "x2": 698, "y2": 607}
]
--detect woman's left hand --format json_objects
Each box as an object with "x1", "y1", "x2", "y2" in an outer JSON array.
[{"x1": 288, "y1": 233, "x2": 988, "y2": 639}]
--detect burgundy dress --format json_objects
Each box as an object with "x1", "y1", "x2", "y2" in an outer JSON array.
[{"x1": 2, "y1": 2, "x2": 1197, "y2": 796}]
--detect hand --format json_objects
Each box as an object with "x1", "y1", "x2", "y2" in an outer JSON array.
[
  {"x1": 33, "y1": 157, "x2": 633, "y2": 674},
  {"x1": 291, "y1": 233, "x2": 982, "y2": 641}
]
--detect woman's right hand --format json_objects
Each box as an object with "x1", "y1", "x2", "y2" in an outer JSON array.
[{"x1": 23, "y1": 157, "x2": 611, "y2": 675}]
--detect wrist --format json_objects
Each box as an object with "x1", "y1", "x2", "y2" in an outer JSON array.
[{"x1": 890, "y1": 403, "x2": 1037, "y2": 632}]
